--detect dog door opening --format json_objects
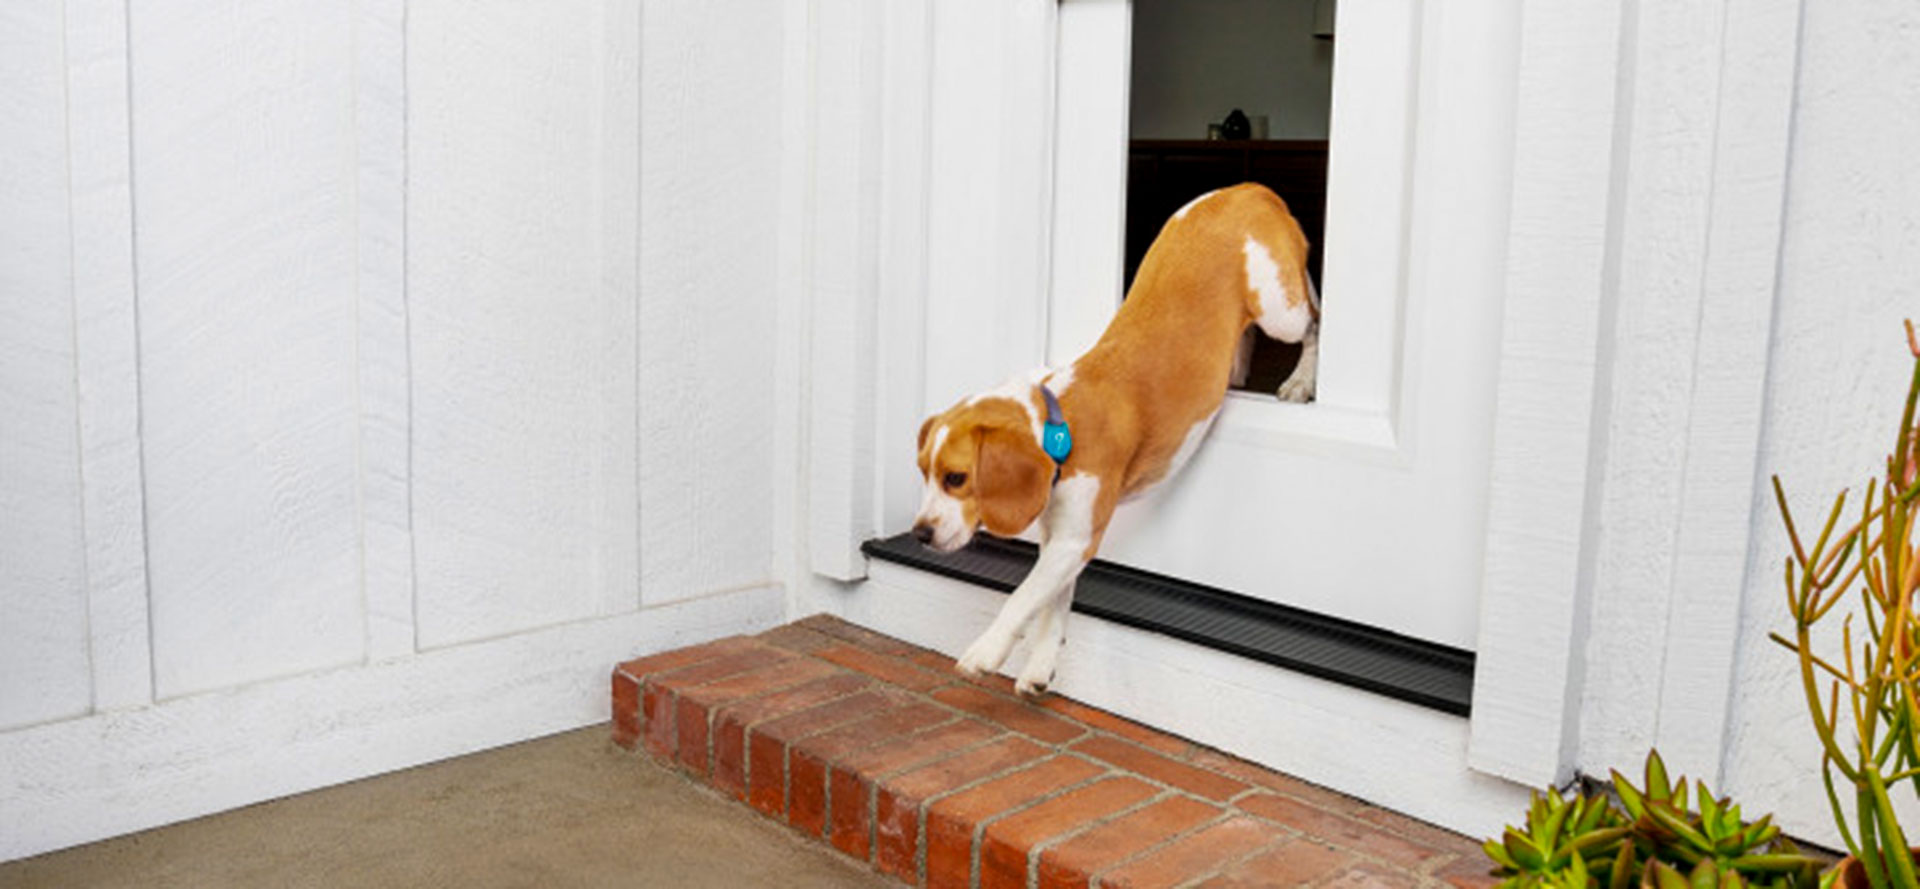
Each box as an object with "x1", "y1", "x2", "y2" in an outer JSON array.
[{"x1": 1125, "y1": 0, "x2": 1335, "y2": 394}]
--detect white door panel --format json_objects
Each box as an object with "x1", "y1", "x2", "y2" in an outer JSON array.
[{"x1": 1051, "y1": 0, "x2": 1516, "y2": 649}]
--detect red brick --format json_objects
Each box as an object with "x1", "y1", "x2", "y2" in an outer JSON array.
[
  {"x1": 828, "y1": 766, "x2": 874, "y2": 859},
  {"x1": 924, "y1": 757, "x2": 1106, "y2": 889},
  {"x1": 612, "y1": 668, "x2": 641, "y2": 749},
  {"x1": 839, "y1": 717, "x2": 999, "y2": 777},
  {"x1": 1349, "y1": 806, "x2": 1484, "y2": 857},
  {"x1": 1039, "y1": 697, "x2": 1193, "y2": 757},
  {"x1": 1038, "y1": 796, "x2": 1223, "y2": 889},
  {"x1": 756, "y1": 623, "x2": 840, "y2": 654},
  {"x1": 789, "y1": 702, "x2": 954, "y2": 838},
  {"x1": 641, "y1": 681, "x2": 677, "y2": 760},
  {"x1": 1188, "y1": 750, "x2": 1364, "y2": 814},
  {"x1": 978, "y1": 777, "x2": 1158, "y2": 889},
  {"x1": 1094, "y1": 817, "x2": 1288, "y2": 888},
  {"x1": 828, "y1": 719, "x2": 1000, "y2": 863},
  {"x1": 711, "y1": 673, "x2": 871, "y2": 800},
  {"x1": 1234, "y1": 794, "x2": 1439, "y2": 868},
  {"x1": 1433, "y1": 851, "x2": 1501, "y2": 889},
  {"x1": 615, "y1": 636, "x2": 755, "y2": 679},
  {"x1": 933, "y1": 684, "x2": 1086, "y2": 745},
  {"x1": 816, "y1": 644, "x2": 952, "y2": 691},
  {"x1": 793, "y1": 614, "x2": 918, "y2": 655},
  {"x1": 682, "y1": 656, "x2": 844, "y2": 707},
  {"x1": 875, "y1": 736, "x2": 1051, "y2": 882},
  {"x1": 1072, "y1": 735, "x2": 1247, "y2": 801},
  {"x1": 790, "y1": 748, "x2": 831, "y2": 837},
  {"x1": 1317, "y1": 860, "x2": 1424, "y2": 889},
  {"x1": 676, "y1": 694, "x2": 712, "y2": 775},
  {"x1": 1192, "y1": 838, "x2": 1357, "y2": 888},
  {"x1": 745, "y1": 690, "x2": 904, "y2": 818},
  {"x1": 792, "y1": 701, "x2": 952, "y2": 765},
  {"x1": 650, "y1": 646, "x2": 794, "y2": 690}
]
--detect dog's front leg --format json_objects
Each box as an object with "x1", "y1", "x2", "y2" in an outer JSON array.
[
  {"x1": 957, "y1": 474, "x2": 1102, "y2": 679},
  {"x1": 956, "y1": 542, "x2": 1087, "y2": 679},
  {"x1": 1014, "y1": 579, "x2": 1076, "y2": 696}
]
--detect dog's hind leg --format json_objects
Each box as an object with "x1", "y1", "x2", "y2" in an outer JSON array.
[{"x1": 1275, "y1": 319, "x2": 1317, "y2": 403}]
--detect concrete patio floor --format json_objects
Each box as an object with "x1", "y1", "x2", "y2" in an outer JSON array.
[{"x1": 0, "y1": 726, "x2": 893, "y2": 889}]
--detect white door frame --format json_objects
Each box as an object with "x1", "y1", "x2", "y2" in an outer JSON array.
[{"x1": 799, "y1": 0, "x2": 1802, "y2": 805}]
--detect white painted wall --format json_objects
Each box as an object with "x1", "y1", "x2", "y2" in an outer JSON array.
[
  {"x1": 0, "y1": 0, "x2": 788, "y2": 860},
  {"x1": 1128, "y1": 0, "x2": 1334, "y2": 140},
  {"x1": 1717, "y1": 0, "x2": 1920, "y2": 847}
]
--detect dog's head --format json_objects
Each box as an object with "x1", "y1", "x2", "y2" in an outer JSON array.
[{"x1": 911, "y1": 396, "x2": 1054, "y2": 553}]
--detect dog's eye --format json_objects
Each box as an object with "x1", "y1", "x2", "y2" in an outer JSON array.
[{"x1": 943, "y1": 472, "x2": 967, "y2": 490}]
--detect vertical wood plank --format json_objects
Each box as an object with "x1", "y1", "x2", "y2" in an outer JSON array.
[
  {"x1": 132, "y1": 0, "x2": 366, "y2": 697},
  {"x1": 67, "y1": 0, "x2": 154, "y2": 713},
  {"x1": 806, "y1": 0, "x2": 883, "y2": 581},
  {"x1": 1577, "y1": 0, "x2": 1725, "y2": 777},
  {"x1": 355, "y1": 0, "x2": 413, "y2": 661},
  {"x1": 636, "y1": 1, "x2": 784, "y2": 601},
  {"x1": 874, "y1": 0, "x2": 936, "y2": 537},
  {"x1": 0, "y1": 0, "x2": 93, "y2": 730},
  {"x1": 1468, "y1": 0, "x2": 1627, "y2": 786},
  {"x1": 1046, "y1": 0, "x2": 1132, "y2": 365},
  {"x1": 408, "y1": 0, "x2": 639, "y2": 646},
  {"x1": 1652, "y1": 0, "x2": 1800, "y2": 785}
]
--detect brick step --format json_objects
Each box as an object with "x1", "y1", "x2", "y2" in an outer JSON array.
[{"x1": 611, "y1": 616, "x2": 1495, "y2": 889}]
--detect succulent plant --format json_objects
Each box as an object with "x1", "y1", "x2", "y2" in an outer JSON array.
[
  {"x1": 1612, "y1": 751, "x2": 1821, "y2": 889},
  {"x1": 1485, "y1": 787, "x2": 1633, "y2": 888},
  {"x1": 1640, "y1": 858, "x2": 1754, "y2": 889}
]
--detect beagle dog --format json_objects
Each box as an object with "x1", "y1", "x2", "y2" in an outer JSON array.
[{"x1": 911, "y1": 183, "x2": 1319, "y2": 695}]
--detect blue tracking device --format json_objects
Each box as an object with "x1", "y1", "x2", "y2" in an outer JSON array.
[{"x1": 1039, "y1": 384, "x2": 1072, "y2": 464}]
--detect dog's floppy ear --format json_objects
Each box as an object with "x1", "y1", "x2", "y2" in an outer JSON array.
[
  {"x1": 975, "y1": 426, "x2": 1052, "y2": 537},
  {"x1": 918, "y1": 415, "x2": 936, "y2": 452}
]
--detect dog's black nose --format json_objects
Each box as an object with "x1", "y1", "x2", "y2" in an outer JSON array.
[{"x1": 911, "y1": 524, "x2": 933, "y2": 545}]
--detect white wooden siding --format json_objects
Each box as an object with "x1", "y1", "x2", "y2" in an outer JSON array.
[
  {"x1": 0, "y1": 0, "x2": 789, "y2": 860},
  {"x1": 130, "y1": 0, "x2": 366, "y2": 698},
  {"x1": 408, "y1": 0, "x2": 640, "y2": 648},
  {"x1": 0, "y1": 2, "x2": 90, "y2": 732}
]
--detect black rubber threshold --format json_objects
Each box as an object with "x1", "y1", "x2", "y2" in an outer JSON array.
[{"x1": 861, "y1": 533, "x2": 1474, "y2": 716}]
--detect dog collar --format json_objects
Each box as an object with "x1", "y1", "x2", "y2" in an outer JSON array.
[{"x1": 1038, "y1": 383, "x2": 1072, "y2": 465}]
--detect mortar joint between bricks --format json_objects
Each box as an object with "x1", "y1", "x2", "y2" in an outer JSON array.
[
  {"x1": 1170, "y1": 832, "x2": 1295, "y2": 889},
  {"x1": 908, "y1": 749, "x2": 1089, "y2": 888},
  {"x1": 1086, "y1": 811, "x2": 1248, "y2": 889},
  {"x1": 858, "y1": 731, "x2": 1013, "y2": 867},
  {"x1": 1021, "y1": 788, "x2": 1183, "y2": 889},
  {"x1": 965, "y1": 770, "x2": 1116, "y2": 889}
]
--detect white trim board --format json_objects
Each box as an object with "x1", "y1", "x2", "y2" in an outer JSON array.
[
  {"x1": 851, "y1": 563, "x2": 1531, "y2": 838},
  {"x1": 0, "y1": 584, "x2": 785, "y2": 861}
]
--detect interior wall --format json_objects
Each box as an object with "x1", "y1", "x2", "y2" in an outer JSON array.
[
  {"x1": 0, "y1": 0, "x2": 787, "y2": 860},
  {"x1": 1128, "y1": 0, "x2": 1334, "y2": 140}
]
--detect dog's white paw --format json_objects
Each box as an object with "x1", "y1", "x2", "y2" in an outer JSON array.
[
  {"x1": 1275, "y1": 374, "x2": 1315, "y2": 403},
  {"x1": 1014, "y1": 653, "x2": 1057, "y2": 698},
  {"x1": 956, "y1": 630, "x2": 1014, "y2": 678}
]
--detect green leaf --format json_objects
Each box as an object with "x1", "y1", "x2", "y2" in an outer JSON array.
[
  {"x1": 1648, "y1": 752, "x2": 1673, "y2": 802},
  {"x1": 1618, "y1": 771, "x2": 1649, "y2": 819},
  {"x1": 1486, "y1": 837, "x2": 1520, "y2": 870},
  {"x1": 1725, "y1": 854, "x2": 1823, "y2": 874},
  {"x1": 1649, "y1": 804, "x2": 1716, "y2": 852},
  {"x1": 1610, "y1": 843, "x2": 1637, "y2": 889},
  {"x1": 1506, "y1": 830, "x2": 1548, "y2": 871},
  {"x1": 1690, "y1": 859, "x2": 1721, "y2": 889}
]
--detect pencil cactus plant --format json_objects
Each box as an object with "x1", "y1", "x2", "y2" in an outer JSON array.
[{"x1": 1770, "y1": 321, "x2": 1920, "y2": 889}]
